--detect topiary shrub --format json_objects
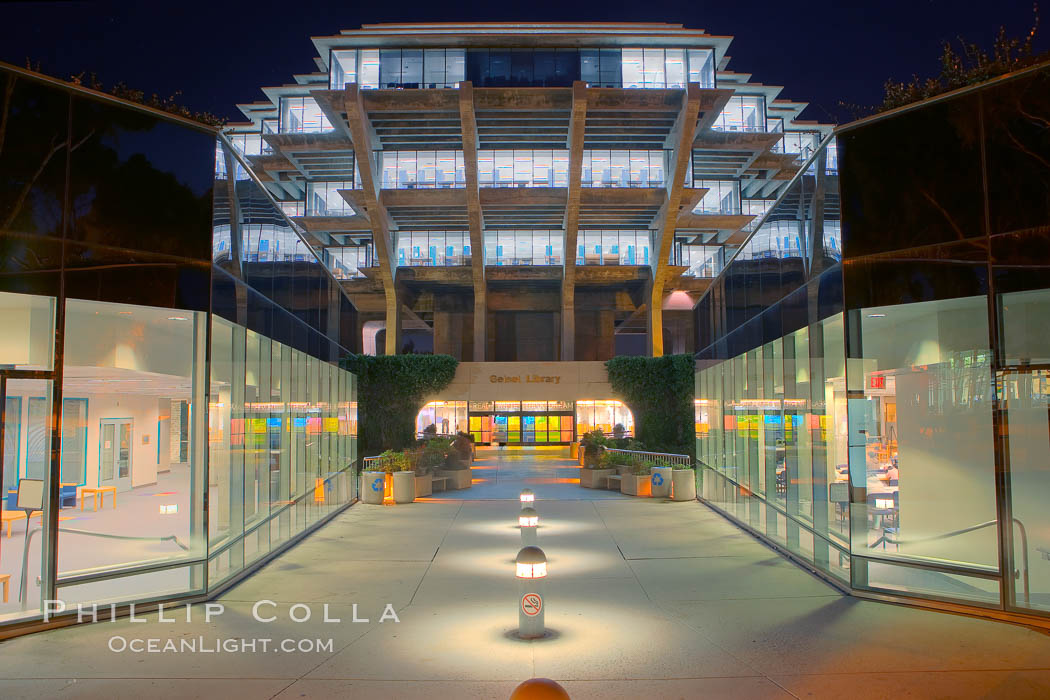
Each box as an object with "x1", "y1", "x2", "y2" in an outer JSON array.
[
  {"x1": 342, "y1": 354, "x2": 459, "y2": 456},
  {"x1": 605, "y1": 354, "x2": 695, "y2": 458}
]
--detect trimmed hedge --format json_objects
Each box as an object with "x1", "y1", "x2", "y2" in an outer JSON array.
[
  {"x1": 342, "y1": 354, "x2": 458, "y2": 455},
  {"x1": 605, "y1": 354, "x2": 695, "y2": 458}
]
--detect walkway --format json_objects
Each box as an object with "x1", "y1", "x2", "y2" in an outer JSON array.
[
  {"x1": 436, "y1": 446, "x2": 627, "y2": 500},
  {"x1": 1, "y1": 450, "x2": 1050, "y2": 698}
]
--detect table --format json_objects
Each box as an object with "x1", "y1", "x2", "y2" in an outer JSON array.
[
  {"x1": 0, "y1": 573, "x2": 9, "y2": 603},
  {"x1": 1, "y1": 509, "x2": 43, "y2": 538},
  {"x1": 80, "y1": 486, "x2": 118, "y2": 511}
]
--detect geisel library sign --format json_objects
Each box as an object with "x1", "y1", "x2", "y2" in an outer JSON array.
[
  {"x1": 438, "y1": 362, "x2": 611, "y2": 401},
  {"x1": 490, "y1": 374, "x2": 562, "y2": 385},
  {"x1": 420, "y1": 362, "x2": 633, "y2": 446}
]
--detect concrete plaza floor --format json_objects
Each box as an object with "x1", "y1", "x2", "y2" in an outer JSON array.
[{"x1": 1, "y1": 450, "x2": 1050, "y2": 698}]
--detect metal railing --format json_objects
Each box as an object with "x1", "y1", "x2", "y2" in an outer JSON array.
[
  {"x1": 870, "y1": 518, "x2": 1030, "y2": 605},
  {"x1": 362, "y1": 454, "x2": 397, "y2": 472},
  {"x1": 604, "y1": 448, "x2": 691, "y2": 467}
]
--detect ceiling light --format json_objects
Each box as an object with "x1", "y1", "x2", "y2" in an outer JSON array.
[
  {"x1": 867, "y1": 313, "x2": 885, "y2": 318},
  {"x1": 167, "y1": 316, "x2": 189, "y2": 321}
]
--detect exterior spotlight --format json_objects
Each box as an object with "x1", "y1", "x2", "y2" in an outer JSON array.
[
  {"x1": 515, "y1": 545, "x2": 547, "y2": 639},
  {"x1": 519, "y1": 488, "x2": 535, "y2": 508},
  {"x1": 519, "y1": 506, "x2": 539, "y2": 545}
]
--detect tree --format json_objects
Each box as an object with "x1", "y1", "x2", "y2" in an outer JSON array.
[{"x1": 843, "y1": 5, "x2": 1047, "y2": 117}]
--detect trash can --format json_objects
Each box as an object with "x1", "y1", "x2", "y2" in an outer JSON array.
[
  {"x1": 361, "y1": 470, "x2": 386, "y2": 504},
  {"x1": 651, "y1": 466, "x2": 672, "y2": 498}
]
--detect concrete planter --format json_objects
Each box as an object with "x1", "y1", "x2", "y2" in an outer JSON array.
[
  {"x1": 651, "y1": 466, "x2": 673, "y2": 498},
  {"x1": 361, "y1": 471, "x2": 386, "y2": 504},
  {"x1": 671, "y1": 469, "x2": 697, "y2": 501},
  {"x1": 621, "y1": 474, "x2": 652, "y2": 497},
  {"x1": 415, "y1": 473, "x2": 433, "y2": 498},
  {"x1": 616, "y1": 465, "x2": 632, "y2": 477},
  {"x1": 580, "y1": 467, "x2": 614, "y2": 489},
  {"x1": 392, "y1": 471, "x2": 415, "y2": 503},
  {"x1": 435, "y1": 468, "x2": 472, "y2": 490}
]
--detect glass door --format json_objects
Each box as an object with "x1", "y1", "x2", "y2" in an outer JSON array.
[{"x1": 99, "y1": 418, "x2": 132, "y2": 492}]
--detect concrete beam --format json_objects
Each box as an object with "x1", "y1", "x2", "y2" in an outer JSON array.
[
  {"x1": 650, "y1": 83, "x2": 702, "y2": 357},
  {"x1": 343, "y1": 83, "x2": 400, "y2": 355},
  {"x1": 675, "y1": 213, "x2": 755, "y2": 231},
  {"x1": 459, "y1": 82, "x2": 487, "y2": 362},
  {"x1": 561, "y1": 81, "x2": 587, "y2": 361}
]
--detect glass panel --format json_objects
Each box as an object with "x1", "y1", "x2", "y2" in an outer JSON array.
[
  {"x1": 54, "y1": 300, "x2": 207, "y2": 600},
  {"x1": 849, "y1": 297, "x2": 997, "y2": 570},
  {"x1": 0, "y1": 292, "x2": 55, "y2": 370},
  {"x1": 0, "y1": 379, "x2": 54, "y2": 622}
]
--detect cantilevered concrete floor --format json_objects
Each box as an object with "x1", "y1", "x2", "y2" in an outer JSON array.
[{"x1": 2, "y1": 451, "x2": 1050, "y2": 699}]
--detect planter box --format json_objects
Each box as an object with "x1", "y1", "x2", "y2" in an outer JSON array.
[
  {"x1": 671, "y1": 469, "x2": 697, "y2": 501},
  {"x1": 620, "y1": 474, "x2": 651, "y2": 497},
  {"x1": 392, "y1": 471, "x2": 415, "y2": 504},
  {"x1": 580, "y1": 467, "x2": 614, "y2": 489},
  {"x1": 415, "y1": 473, "x2": 433, "y2": 498},
  {"x1": 616, "y1": 465, "x2": 632, "y2": 477},
  {"x1": 360, "y1": 471, "x2": 386, "y2": 504},
  {"x1": 435, "y1": 468, "x2": 472, "y2": 490}
]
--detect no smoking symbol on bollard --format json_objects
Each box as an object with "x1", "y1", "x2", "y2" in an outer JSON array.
[{"x1": 521, "y1": 593, "x2": 542, "y2": 617}]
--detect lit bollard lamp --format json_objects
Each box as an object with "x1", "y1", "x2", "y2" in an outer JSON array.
[
  {"x1": 519, "y1": 506, "x2": 539, "y2": 546},
  {"x1": 519, "y1": 488, "x2": 535, "y2": 509},
  {"x1": 516, "y1": 545, "x2": 547, "y2": 639}
]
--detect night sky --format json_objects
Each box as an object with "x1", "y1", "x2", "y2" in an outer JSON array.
[{"x1": 1, "y1": 0, "x2": 1044, "y2": 125}]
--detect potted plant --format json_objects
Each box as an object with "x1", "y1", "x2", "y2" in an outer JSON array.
[
  {"x1": 434, "y1": 432, "x2": 473, "y2": 489},
  {"x1": 620, "y1": 462, "x2": 652, "y2": 497},
  {"x1": 391, "y1": 450, "x2": 416, "y2": 504},
  {"x1": 415, "y1": 438, "x2": 450, "y2": 497},
  {"x1": 671, "y1": 462, "x2": 697, "y2": 501},
  {"x1": 581, "y1": 448, "x2": 616, "y2": 489}
]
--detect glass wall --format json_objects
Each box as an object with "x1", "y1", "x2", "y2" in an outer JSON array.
[
  {"x1": 484, "y1": 230, "x2": 563, "y2": 265},
  {"x1": 279, "y1": 97, "x2": 334, "y2": 134},
  {"x1": 576, "y1": 400, "x2": 635, "y2": 436},
  {"x1": 696, "y1": 65, "x2": 1050, "y2": 620},
  {"x1": 712, "y1": 96, "x2": 767, "y2": 133},
  {"x1": 207, "y1": 316, "x2": 356, "y2": 586},
  {"x1": 479, "y1": 150, "x2": 569, "y2": 188},
  {"x1": 382, "y1": 151, "x2": 465, "y2": 189},
  {"x1": 306, "y1": 180, "x2": 358, "y2": 216},
  {"x1": 694, "y1": 180, "x2": 741, "y2": 214},
  {"x1": 582, "y1": 150, "x2": 665, "y2": 188},
  {"x1": 576, "y1": 230, "x2": 650, "y2": 265},
  {"x1": 398, "y1": 231, "x2": 471, "y2": 266},
  {"x1": 325, "y1": 246, "x2": 371, "y2": 279},
  {"x1": 329, "y1": 46, "x2": 716, "y2": 91},
  {"x1": 0, "y1": 65, "x2": 359, "y2": 634},
  {"x1": 678, "y1": 244, "x2": 724, "y2": 278},
  {"x1": 416, "y1": 401, "x2": 468, "y2": 436}
]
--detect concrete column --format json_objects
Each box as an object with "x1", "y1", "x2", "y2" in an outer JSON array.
[{"x1": 561, "y1": 81, "x2": 587, "y2": 361}]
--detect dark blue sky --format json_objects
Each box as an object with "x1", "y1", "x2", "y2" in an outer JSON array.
[{"x1": 1, "y1": 0, "x2": 1044, "y2": 124}]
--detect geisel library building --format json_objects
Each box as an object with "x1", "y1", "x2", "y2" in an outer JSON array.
[{"x1": 0, "y1": 21, "x2": 1048, "y2": 636}]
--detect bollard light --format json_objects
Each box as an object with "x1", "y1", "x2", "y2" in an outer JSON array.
[
  {"x1": 518, "y1": 507, "x2": 538, "y2": 528},
  {"x1": 519, "y1": 488, "x2": 535, "y2": 508},
  {"x1": 519, "y1": 506, "x2": 539, "y2": 546},
  {"x1": 515, "y1": 546, "x2": 547, "y2": 639}
]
